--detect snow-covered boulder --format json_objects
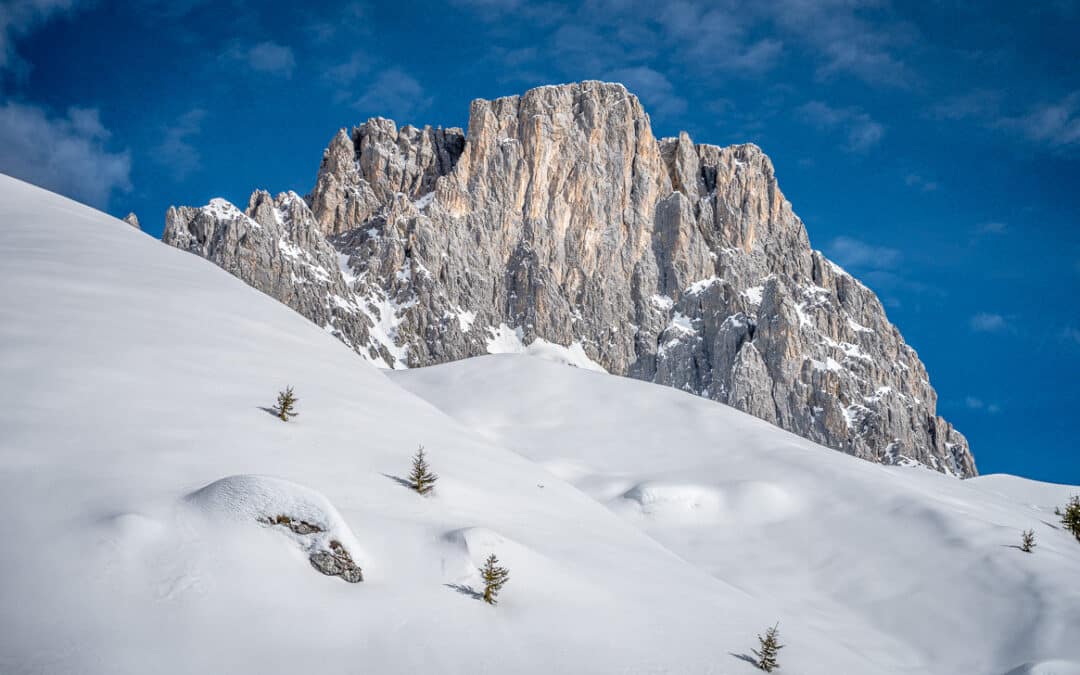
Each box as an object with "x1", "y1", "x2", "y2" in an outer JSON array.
[{"x1": 186, "y1": 474, "x2": 364, "y2": 583}]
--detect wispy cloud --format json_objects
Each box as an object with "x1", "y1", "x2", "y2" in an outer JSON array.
[
  {"x1": 992, "y1": 91, "x2": 1080, "y2": 151},
  {"x1": 1061, "y1": 325, "x2": 1080, "y2": 345},
  {"x1": 306, "y1": 2, "x2": 368, "y2": 44},
  {"x1": 155, "y1": 108, "x2": 206, "y2": 181},
  {"x1": 352, "y1": 69, "x2": 432, "y2": 121},
  {"x1": 768, "y1": 0, "x2": 918, "y2": 87},
  {"x1": 932, "y1": 89, "x2": 1080, "y2": 154},
  {"x1": 0, "y1": 0, "x2": 82, "y2": 76},
  {"x1": 974, "y1": 221, "x2": 1007, "y2": 235},
  {"x1": 324, "y1": 50, "x2": 369, "y2": 87},
  {"x1": 0, "y1": 101, "x2": 130, "y2": 207},
  {"x1": 969, "y1": 312, "x2": 1009, "y2": 333},
  {"x1": 827, "y1": 236, "x2": 902, "y2": 269},
  {"x1": 231, "y1": 41, "x2": 296, "y2": 78},
  {"x1": 904, "y1": 173, "x2": 938, "y2": 192},
  {"x1": 929, "y1": 89, "x2": 1003, "y2": 121},
  {"x1": 798, "y1": 101, "x2": 884, "y2": 152},
  {"x1": 657, "y1": 2, "x2": 782, "y2": 75},
  {"x1": 965, "y1": 396, "x2": 1001, "y2": 414},
  {"x1": 605, "y1": 66, "x2": 686, "y2": 118}
]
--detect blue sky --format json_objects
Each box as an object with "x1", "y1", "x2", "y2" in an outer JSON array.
[{"x1": 2, "y1": 0, "x2": 1077, "y2": 483}]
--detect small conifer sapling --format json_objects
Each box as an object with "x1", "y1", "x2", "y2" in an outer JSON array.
[
  {"x1": 275, "y1": 386, "x2": 298, "y2": 422},
  {"x1": 480, "y1": 553, "x2": 510, "y2": 605},
  {"x1": 1021, "y1": 529, "x2": 1036, "y2": 553},
  {"x1": 1061, "y1": 496, "x2": 1080, "y2": 543},
  {"x1": 752, "y1": 623, "x2": 783, "y2": 673},
  {"x1": 408, "y1": 445, "x2": 438, "y2": 495}
]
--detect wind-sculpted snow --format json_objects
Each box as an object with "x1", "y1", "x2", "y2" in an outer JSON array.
[
  {"x1": 3, "y1": 174, "x2": 902, "y2": 674},
  {"x1": 1, "y1": 176, "x2": 1076, "y2": 674},
  {"x1": 163, "y1": 81, "x2": 974, "y2": 476},
  {"x1": 395, "y1": 354, "x2": 1080, "y2": 675}
]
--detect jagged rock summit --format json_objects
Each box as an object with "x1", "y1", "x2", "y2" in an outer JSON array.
[{"x1": 163, "y1": 81, "x2": 976, "y2": 477}]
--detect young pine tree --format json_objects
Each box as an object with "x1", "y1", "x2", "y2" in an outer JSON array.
[
  {"x1": 275, "y1": 386, "x2": 298, "y2": 422},
  {"x1": 408, "y1": 445, "x2": 438, "y2": 495},
  {"x1": 752, "y1": 623, "x2": 783, "y2": 673},
  {"x1": 479, "y1": 553, "x2": 510, "y2": 605},
  {"x1": 1021, "y1": 529, "x2": 1036, "y2": 553},
  {"x1": 1061, "y1": 496, "x2": 1080, "y2": 543}
]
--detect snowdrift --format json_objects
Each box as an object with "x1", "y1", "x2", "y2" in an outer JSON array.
[
  {"x1": 0, "y1": 174, "x2": 1077, "y2": 674},
  {"x1": 395, "y1": 354, "x2": 1080, "y2": 675}
]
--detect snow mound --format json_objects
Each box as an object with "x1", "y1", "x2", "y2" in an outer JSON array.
[
  {"x1": 186, "y1": 475, "x2": 364, "y2": 571},
  {"x1": 440, "y1": 526, "x2": 525, "y2": 570},
  {"x1": 439, "y1": 527, "x2": 521, "y2": 592},
  {"x1": 614, "y1": 480, "x2": 798, "y2": 525},
  {"x1": 486, "y1": 324, "x2": 607, "y2": 372},
  {"x1": 1003, "y1": 662, "x2": 1080, "y2": 675}
]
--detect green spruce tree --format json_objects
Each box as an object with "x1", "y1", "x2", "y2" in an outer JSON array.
[
  {"x1": 408, "y1": 445, "x2": 438, "y2": 495},
  {"x1": 1061, "y1": 496, "x2": 1080, "y2": 543},
  {"x1": 752, "y1": 623, "x2": 783, "y2": 673},
  {"x1": 480, "y1": 553, "x2": 510, "y2": 605},
  {"x1": 275, "y1": 386, "x2": 298, "y2": 422},
  {"x1": 1021, "y1": 529, "x2": 1036, "y2": 553}
]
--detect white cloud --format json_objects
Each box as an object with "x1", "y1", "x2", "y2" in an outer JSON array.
[
  {"x1": 155, "y1": 108, "x2": 206, "y2": 181},
  {"x1": 976, "y1": 221, "x2": 1007, "y2": 234},
  {"x1": 965, "y1": 396, "x2": 1001, "y2": 414},
  {"x1": 0, "y1": 101, "x2": 130, "y2": 207},
  {"x1": 0, "y1": 0, "x2": 79, "y2": 74},
  {"x1": 769, "y1": 0, "x2": 916, "y2": 87},
  {"x1": 353, "y1": 69, "x2": 432, "y2": 120},
  {"x1": 933, "y1": 89, "x2": 1080, "y2": 154},
  {"x1": 969, "y1": 312, "x2": 1008, "y2": 333},
  {"x1": 827, "y1": 236, "x2": 901, "y2": 270},
  {"x1": 798, "y1": 101, "x2": 884, "y2": 152},
  {"x1": 325, "y1": 50, "x2": 369, "y2": 86},
  {"x1": 241, "y1": 41, "x2": 295, "y2": 77},
  {"x1": 605, "y1": 66, "x2": 686, "y2": 118},
  {"x1": 904, "y1": 173, "x2": 938, "y2": 192},
  {"x1": 657, "y1": 2, "x2": 782, "y2": 75},
  {"x1": 994, "y1": 92, "x2": 1080, "y2": 150}
]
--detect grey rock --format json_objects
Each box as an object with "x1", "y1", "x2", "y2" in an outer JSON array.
[
  {"x1": 309, "y1": 542, "x2": 363, "y2": 583},
  {"x1": 123, "y1": 212, "x2": 140, "y2": 230},
  {"x1": 162, "y1": 81, "x2": 976, "y2": 477}
]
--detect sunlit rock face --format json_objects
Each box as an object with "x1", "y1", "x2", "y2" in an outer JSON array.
[{"x1": 163, "y1": 81, "x2": 976, "y2": 477}]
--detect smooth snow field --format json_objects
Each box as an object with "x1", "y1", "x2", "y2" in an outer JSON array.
[{"x1": 0, "y1": 174, "x2": 1077, "y2": 674}]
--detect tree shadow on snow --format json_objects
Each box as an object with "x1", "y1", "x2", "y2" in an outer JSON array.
[
  {"x1": 444, "y1": 583, "x2": 483, "y2": 601},
  {"x1": 729, "y1": 652, "x2": 758, "y2": 667},
  {"x1": 381, "y1": 473, "x2": 415, "y2": 490},
  {"x1": 257, "y1": 406, "x2": 281, "y2": 418}
]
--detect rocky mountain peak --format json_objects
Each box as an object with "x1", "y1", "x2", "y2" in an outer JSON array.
[{"x1": 163, "y1": 80, "x2": 977, "y2": 477}]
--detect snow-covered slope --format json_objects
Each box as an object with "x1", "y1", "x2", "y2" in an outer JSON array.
[
  {"x1": 0, "y1": 176, "x2": 878, "y2": 673},
  {"x1": 0, "y1": 174, "x2": 1076, "y2": 675},
  {"x1": 395, "y1": 356, "x2": 1080, "y2": 675}
]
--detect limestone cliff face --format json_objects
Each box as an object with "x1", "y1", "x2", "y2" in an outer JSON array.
[{"x1": 163, "y1": 81, "x2": 976, "y2": 477}]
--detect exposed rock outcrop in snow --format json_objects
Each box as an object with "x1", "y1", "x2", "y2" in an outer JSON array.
[
  {"x1": 187, "y1": 474, "x2": 364, "y2": 582},
  {"x1": 162, "y1": 81, "x2": 975, "y2": 477}
]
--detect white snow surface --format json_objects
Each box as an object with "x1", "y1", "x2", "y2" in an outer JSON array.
[
  {"x1": 485, "y1": 323, "x2": 606, "y2": 372},
  {"x1": 186, "y1": 474, "x2": 365, "y2": 563},
  {"x1": 395, "y1": 356, "x2": 1080, "y2": 675},
  {"x1": 0, "y1": 174, "x2": 1077, "y2": 675}
]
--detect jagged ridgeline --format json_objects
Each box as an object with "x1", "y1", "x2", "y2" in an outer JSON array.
[{"x1": 163, "y1": 81, "x2": 976, "y2": 477}]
